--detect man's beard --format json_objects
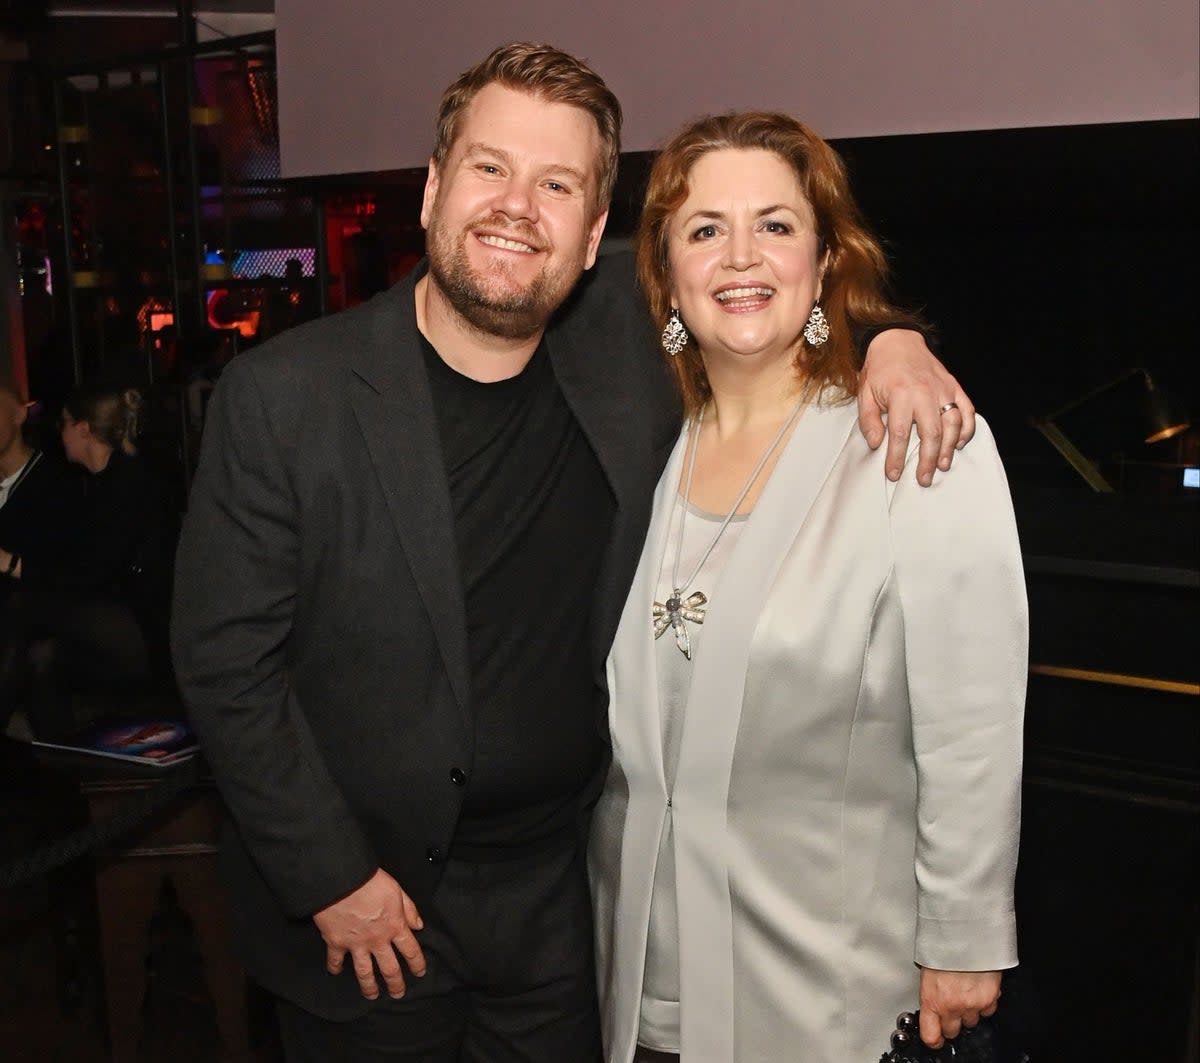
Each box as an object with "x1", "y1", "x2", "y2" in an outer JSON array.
[{"x1": 425, "y1": 214, "x2": 586, "y2": 341}]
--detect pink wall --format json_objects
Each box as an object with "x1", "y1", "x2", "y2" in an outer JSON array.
[{"x1": 277, "y1": 0, "x2": 1199, "y2": 178}]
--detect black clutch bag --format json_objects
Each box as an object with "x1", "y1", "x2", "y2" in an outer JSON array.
[{"x1": 877, "y1": 1011, "x2": 1031, "y2": 1063}]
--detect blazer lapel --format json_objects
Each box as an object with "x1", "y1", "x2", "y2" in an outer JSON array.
[
  {"x1": 349, "y1": 277, "x2": 471, "y2": 723},
  {"x1": 545, "y1": 325, "x2": 636, "y2": 513},
  {"x1": 545, "y1": 323, "x2": 649, "y2": 669}
]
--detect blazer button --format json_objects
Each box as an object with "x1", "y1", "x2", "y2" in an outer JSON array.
[
  {"x1": 449, "y1": 767, "x2": 467, "y2": 787},
  {"x1": 426, "y1": 846, "x2": 445, "y2": 864}
]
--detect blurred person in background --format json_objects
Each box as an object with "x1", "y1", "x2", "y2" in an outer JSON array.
[{"x1": 0, "y1": 384, "x2": 173, "y2": 738}]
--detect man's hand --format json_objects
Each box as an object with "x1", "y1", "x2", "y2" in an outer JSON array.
[
  {"x1": 858, "y1": 329, "x2": 976, "y2": 486},
  {"x1": 917, "y1": 967, "x2": 1002, "y2": 1048},
  {"x1": 312, "y1": 868, "x2": 427, "y2": 1000}
]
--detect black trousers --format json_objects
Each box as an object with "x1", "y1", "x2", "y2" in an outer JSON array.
[{"x1": 276, "y1": 837, "x2": 602, "y2": 1063}]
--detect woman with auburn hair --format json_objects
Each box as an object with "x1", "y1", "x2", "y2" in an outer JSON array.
[{"x1": 589, "y1": 112, "x2": 1026, "y2": 1063}]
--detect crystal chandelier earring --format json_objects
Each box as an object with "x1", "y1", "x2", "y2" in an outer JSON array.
[
  {"x1": 803, "y1": 304, "x2": 830, "y2": 346},
  {"x1": 661, "y1": 308, "x2": 689, "y2": 356}
]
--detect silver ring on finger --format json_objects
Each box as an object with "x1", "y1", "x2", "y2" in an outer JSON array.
[{"x1": 939, "y1": 401, "x2": 959, "y2": 414}]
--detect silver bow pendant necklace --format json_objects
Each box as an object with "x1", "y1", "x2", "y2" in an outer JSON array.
[{"x1": 653, "y1": 396, "x2": 806, "y2": 659}]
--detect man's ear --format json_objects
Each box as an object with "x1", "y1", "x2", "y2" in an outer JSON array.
[
  {"x1": 582, "y1": 207, "x2": 610, "y2": 271},
  {"x1": 419, "y1": 158, "x2": 440, "y2": 231}
]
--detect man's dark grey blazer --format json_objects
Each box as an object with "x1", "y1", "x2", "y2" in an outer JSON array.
[{"x1": 170, "y1": 254, "x2": 680, "y2": 1019}]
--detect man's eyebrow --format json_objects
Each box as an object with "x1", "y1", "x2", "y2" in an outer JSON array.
[
  {"x1": 462, "y1": 141, "x2": 513, "y2": 164},
  {"x1": 543, "y1": 163, "x2": 587, "y2": 186}
]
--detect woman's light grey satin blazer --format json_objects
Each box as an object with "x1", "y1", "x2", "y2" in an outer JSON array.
[{"x1": 589, "y1": 398, "x2": 1027, "y2": 1063}]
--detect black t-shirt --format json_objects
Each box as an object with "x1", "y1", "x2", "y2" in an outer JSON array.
[{"x1": 421, "y1": 335, "x2": 615, "y2": 855}]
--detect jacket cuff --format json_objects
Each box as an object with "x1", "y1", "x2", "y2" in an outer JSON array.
[
  {"x1": 914, "y1": 910, "x2": 1018, "y2": 972},
  {"x1": 855, "y1": 321, "x2": 941, "y2": 358}
]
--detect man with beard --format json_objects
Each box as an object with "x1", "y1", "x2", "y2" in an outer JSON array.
[{"x1": 172, "y1": 43, "x2": 975, "y2": 1062}]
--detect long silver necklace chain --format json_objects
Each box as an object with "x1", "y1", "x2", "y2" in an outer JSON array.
[{"x1": 652, "y1": 396, "x2": 806, "y2": 659}]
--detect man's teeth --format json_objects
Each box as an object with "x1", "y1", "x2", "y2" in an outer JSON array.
[
  {"x1": 715, "y1": 287, "x2": 774, "y2": 302},
  {"x1": 479, "y1": 234, "x2": 535, "y2": 253}
]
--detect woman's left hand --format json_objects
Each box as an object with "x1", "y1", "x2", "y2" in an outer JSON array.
[{"x1": 917, "y1": 967, "x2": 1002, "y2": 1048}]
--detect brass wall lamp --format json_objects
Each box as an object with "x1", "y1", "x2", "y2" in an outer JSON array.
[{"x1": 1031, "y1": 368, "x2": 1191, "y2": 492}]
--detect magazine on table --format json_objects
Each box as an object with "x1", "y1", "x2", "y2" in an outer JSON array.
[{"x1": 32, "y1": 718, "x2": 200, "y2": 767}]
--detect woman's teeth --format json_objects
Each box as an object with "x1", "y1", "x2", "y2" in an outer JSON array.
[{"x1": 715, "y1": 286, "x2": 773, "y2": 303}]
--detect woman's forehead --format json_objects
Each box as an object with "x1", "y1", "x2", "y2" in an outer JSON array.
[{"x1": 676, "y1": 149, "x2": 814, "y2": 217}]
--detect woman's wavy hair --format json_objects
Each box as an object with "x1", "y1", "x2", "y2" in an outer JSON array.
[
  {"x1": 432, "y1": 42, "x2": 622, "y2": 216},
  {"x1": 636, "y1": 111, "x2": 921, "y2": 415},
  {"x1": 63, "y1": 384, "x2": 143, "y2": 456}
]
